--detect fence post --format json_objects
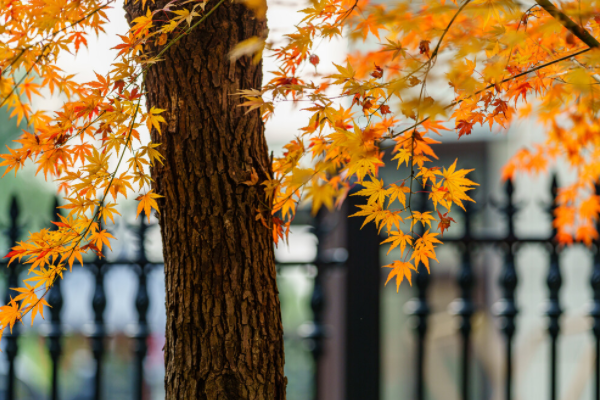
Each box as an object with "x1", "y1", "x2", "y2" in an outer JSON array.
[
  {"x1": 545, "y1": 175, "x2": 562, "y2": 400},
  {"x1": 90, "y1": 220, "x2": 107, "y2": 400},
  {"x1": 591, "y1": 182, "x2": 600, "y2": 400},
  {"x1": 405, "y1": 195, "x2": 431, "y2": 400},
  {"x1": 46, "y1": 197, "x2": 64, "y2": 400},
  {"x1": 4, "y1": 196, "x2": 20, "y2": 400},
  {"x1": 133, "y1": 217, "x2": 150, "y2": 400},
  {"x1": 449, "y1": 200, "x2": 476, "y2": 400},
  {"x1": 493, "y1": 179, "x2": 518, "y2": 400},
  {"x1": 308, "y1": 210, "x2": 326, "y2": 400},
  {"x1": 344, "y1": 190, "x2": 380, "y2": 400}
]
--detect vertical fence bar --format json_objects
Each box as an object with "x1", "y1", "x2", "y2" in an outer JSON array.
[
  {"x1": 308, "y1": 211, "x2": 326, "y2": 400},
  {"x1": 450, "y1": 201, "x2": 475, "y2": 400},
  {"x1": 133, "y1": 218, "x2": 150, "y2": 400},
  {"x1": 545, "y1": 175, "x2": 562, "y2": 400},
  {"x1": 90, "y1": 222, "x2": 107, "y2": 400},
  {"x1": 591, "y1": 182, "x2": 600, "y2": 400},
  {"x1": 406, "y1": 196, "x2": 431, "y2": 400},
  {"x1": 345, "y1": 192, "x2": 381, "y2": 400},
  {"x1": 410, "y1": 265, "x2": 430, "y2": 400},
  {"x1": 47, "y1": 278, "x2": 63, "y2": 400},
  {"x1": 46, "y1": 197, "x2": 64, "y2": 400},
  {"x1": 4, "y1": 196, "x2": 20, "y2": 400},
  {"x1": 494, "y1": 179, "x2": 518, "y2": 400},
  {"x1": 309, "y1": 216, "x2": 325, "y2": 400}
]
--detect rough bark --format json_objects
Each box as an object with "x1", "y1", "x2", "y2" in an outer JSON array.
[{"x1": 125, "y1": 2, "x2": 286, "y2": 399}]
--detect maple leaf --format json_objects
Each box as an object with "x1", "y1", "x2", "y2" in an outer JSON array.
[
  {"x1": 371, "y1": 64, "x2": 383, "y2": 79},
  {"x1": 273, "y1": 194, "x2": 297, "y2": 220},
  {"x1": 381, "y1": 230, "x2": 413, "y2": 256},
  {"x1": 456, "y1": 120, "x2": 475, "y2": 138},
  {"x1": 381, "y1": 38, "x2": 406, "y2": 60},
  {"x1": 351, "y1": 178, "x2": 387, "y2": 206},
  {"x1": 0, "y1": 146, "x2": 27, "y2": 177},
  {"x1": 416, "y1": 166, "x2": 441, "y2": 188},
  {"x1": 243, "y1": 168, "x2": 259, "y2": 186},
  {"x1": 407, "y1": 211, "x2": 436, "y2": 230},
  {"x1": 346, "y1": 156, "x2": 383, "y2": 182},
  {"x1": 130, "y1": 8, "x2": 154, "y2": 37},
  {"x1": 0, "y1": 298, "x2": 22, "y2": 333},
  {"x1": 20, "y1": 77, "x2": 42, "y2": 102},
  {"x1": 580, "y1": 195, "x2": 600, "y2": 220},
  {"x1": 350, "y1": 204, "x2": 387, "y2": 229},
  {"x1": 171, "y1": 8, "x2": 201, "y2": 27},
  {"x1": 305, "y1": 181, "x2": 336, "y2": 215},
  {"x1": 387, "y1": 183, "x2": 410, "y2": 208},
  {"x1": 229, "y1": 37, "x2": 265, "y2": 64},
  {"x1": 145, "y1": 107, "x2": 166, "y2": 135},
  {"x1": 91, "y1": 229, "x2": 115, "y2": 252},
  {"x1": 440, "y1": 159, "x2": 478, "y2": 210},
  {"x1": 378, "y1": 211, "x2": 404, "y2": 234},
  {"x1": 419, "y1": 40, "x2": 430, "y2": 56},
  {"x1": 392, "y1": 148, "x2": 411, "y2": 168},
  {"x1": 13, "y1": 283, "x2": 50, "y2": 325},
  {"x1": 383, "y1": 261, "x2": 417, "y2": 291},
  {"x1": 4, "y1": 248, "x2": 27, "y2": 266},
  {"x1": 356, "y1": 14, "x2": 381, "y2": 40},
  {"x1": 328, "y1": 62, "x2": 355, "y2": 84},
  {"x1": 429, "y1": 182, "x2": 450, "y2": 211},
  {"x1": 100, "y1": 202, "x2": 121, "y2": 225},
  {"x1": 27, "y1": 297, "x2": 50, "y2": 326},
  {"x1": 63, "y1": 246, "x2": 85, "y2": 271},
  {"x1": 576, "y1": 224, "x2": 598, "y2": 247},
  {"x1": 437, "y1": 210, "x2": 456, "y2": 237},
  {"x1": 411, "y1": 230, "x2": 441, "y2": 272},
  {"x1": 136, "y1": 190, "x2": 164, "y2": 222}
]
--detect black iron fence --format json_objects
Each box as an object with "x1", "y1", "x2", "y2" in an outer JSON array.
[
  {"x1": 401, "y1": 175, "x2": 600, "y2": 400},
  {"x1": 0, "y1": 197, "x2": 164, "y2": 400},
  {"x1": 1, "y1": 173, "x2": 599, "y2": 400},
  {"x1": 0, "y1": 196, "x2": 330, "y2": 400}
]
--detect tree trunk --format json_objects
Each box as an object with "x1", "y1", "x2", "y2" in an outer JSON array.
[{"x1": 125, "y1": 2, "x2": 286, "y2": 399}]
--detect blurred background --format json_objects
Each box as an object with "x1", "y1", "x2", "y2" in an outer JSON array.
[{"x1": 0, "y1": 0, "x2": 598, "y2": 400}]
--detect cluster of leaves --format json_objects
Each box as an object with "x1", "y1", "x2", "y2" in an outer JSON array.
[
  {"x1": 244, "y1": 0, "x2": 600, "y2": 291},
  {"x1": 0, "y1": 0, "x2": 239, "y2": 338},
  {"x1": 3, "y1": 0, "x2": 600, "y2": 342}
]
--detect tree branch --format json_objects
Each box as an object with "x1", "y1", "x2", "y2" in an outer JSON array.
[{"x1": 535, "y1": 0, "x2": 600, "y2": 48}]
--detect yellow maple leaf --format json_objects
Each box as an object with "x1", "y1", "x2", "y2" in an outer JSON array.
[
  {"x1": 410, "y1": 230, "x2": 442, "y2": 272},
  {"x1": 383, "y1": 261, "x2": 418, "y2": 291},
  {"x1": 387, "y1": 183, "x2": 410, "y2": 208},
  {"x1": 440, "y1": 159, "x2": 478, "y2": 210},
  {"x1": 350, "y1": 204, "x2": 387, "y2": 229},
  {"x1": 416, "y1": 166, "x2": 442, "y2": 188},
  {"x1": 407, "y1": 211, "x2": 436, "y2": 230},
  {"x1": 392, "y1": 148, "x2": 411, "y2": 168},
  {"x1": 136, "y1": 190, "x2": 163, "y2": 222},
  {"x1": 92, "y1": 229, "x2": 115, "y2": 252},
  {"x1": 145, "y1": 107, "x2": 166, "y2": 135},
  {"x1": 0, "y1": 298, "x2": 22, "y2": 333},
  {"x1": 378, "y1": 211, "x2": 404, "y2": 234},
  {"x1": 352, "y1": 177, "x2": 387, "y2": 206},
  {"x1": 327, "y1": 61, "x2": 355, "y2": 85},
  {"x1": 305, "y1": 181, "x2": 336, "y2": 215},
  {"x1": 346, "y1": 156, "x2": 383, "y2": 182},
  {"x1": 381, "y1": 230, "x2": 413, "y2": 256}
]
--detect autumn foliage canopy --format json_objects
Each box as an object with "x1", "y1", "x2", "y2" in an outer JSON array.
[{"x1": 1, "y1": 0, "x2": 600, "y2": 337}]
